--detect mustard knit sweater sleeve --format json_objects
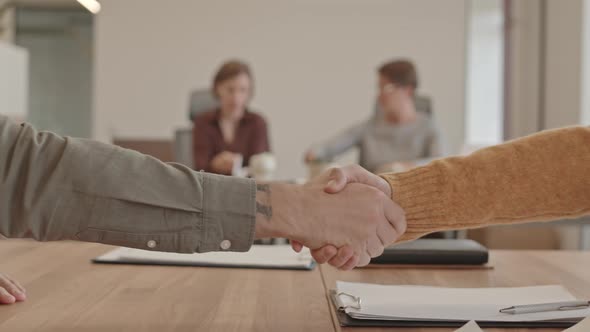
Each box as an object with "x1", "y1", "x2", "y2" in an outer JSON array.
[{"x1": 381, "y1": 126, "x2": 590, "y2": 242}]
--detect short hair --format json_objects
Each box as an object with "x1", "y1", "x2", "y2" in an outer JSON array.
[
  {"x1": 378, "y1": 59, "x2": 418, "y2": 89},
  {"x1": 212, "y1": 60, "x2": 253, "y2": 97}
]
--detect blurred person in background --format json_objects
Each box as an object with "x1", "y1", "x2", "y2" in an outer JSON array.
[
  {"x1": 193, "y1": 60, "x2": 270, "y2": 175},
  {"x1": 305, "y1": 59, "x2": 445, "y2": 173}
]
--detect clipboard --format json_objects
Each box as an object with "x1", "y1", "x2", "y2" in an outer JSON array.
[
  {"x1": 328, "y1": 286, "x2": 584, "y2": 328},
  {"x1": 93, "y1": 245, "x2": 316, "y2": 270}
]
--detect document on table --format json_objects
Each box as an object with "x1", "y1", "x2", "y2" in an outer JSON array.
[
  {"x1": 334, "y1": 281, "x2": 590, "y2": 323},
  {"x1": 94, "y1": 245, "x2": 315, "y2": 270}
]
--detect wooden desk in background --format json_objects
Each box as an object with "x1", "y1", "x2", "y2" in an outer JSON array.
[
  {"x1": 0, "y1": 240, "x2": 333, "y2": 332},
  {"x1": 1, "y1": 240, "x2": 590, "y2": 332},
  {"x1": 320, "y1": 250, "x2": 590, "y2": 332}
]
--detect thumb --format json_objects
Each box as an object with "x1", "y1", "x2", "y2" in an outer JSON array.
[
  {"x1": 324, "y1": 165, "x2": 392, "y2": 197},
  {"x1": 291, "y1": 240, "x2": 303, "y2": 253},
  {"x1": 324, "y1": 168, "x2": 347, "y2": 194},
  {"x1": 341, "y1": 165, "x2": 391, "y2": 197}
]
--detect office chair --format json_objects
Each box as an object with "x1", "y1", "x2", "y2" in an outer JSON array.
[
  {"x1": 374, "y1": 94, "x2": 432, "y2": 115},
  {"x1": 173, "y1": 89, "x2": 218, "y2": 168},
  {"x1": 188, "y1": 89, "x2": 219, "y2": 121}
]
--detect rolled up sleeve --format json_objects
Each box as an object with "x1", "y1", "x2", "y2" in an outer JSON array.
[{"x1": 0, "y1": 116, "x2": 256, "y2": 253}]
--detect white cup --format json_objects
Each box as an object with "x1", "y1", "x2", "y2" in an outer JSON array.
[
  {"x1": 249, "y1": 153, "x2": 277, "y2": 181},
  {"x1": 231, "y1": 154, "x2": 245, "y2": 177}
]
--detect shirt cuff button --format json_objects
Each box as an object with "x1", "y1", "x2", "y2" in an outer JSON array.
[
  {"x1": 147, "y1": 240, "x2": 157, "y2": 249},
  {"x1": 220, "y1": 240, "x2": 231, "y2": 250}
]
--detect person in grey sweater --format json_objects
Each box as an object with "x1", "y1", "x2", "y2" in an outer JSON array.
[{"x1": 305, "y1": 59, "x2": 445, "y2": 173}]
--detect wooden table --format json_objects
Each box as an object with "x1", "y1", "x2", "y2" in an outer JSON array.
[
  {"x1": 320, "y1": 250, "x2": 590, "y2": 332},
  {"x1": 0, "y1": 240, "x2": 334, "y2": 332},
  {"x1": 1, "y1": 240, "x2": 590, "y2": 332}
]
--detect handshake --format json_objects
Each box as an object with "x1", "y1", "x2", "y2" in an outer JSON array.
[{"x1": 254, "y1": 165, "x2": 407, "y2": 271}]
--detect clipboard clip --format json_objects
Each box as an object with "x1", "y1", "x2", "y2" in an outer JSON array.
[{"x1": 336, "y1": 292, "x2": 362, "y2": 310}]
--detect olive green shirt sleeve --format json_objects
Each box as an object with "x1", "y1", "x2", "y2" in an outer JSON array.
[{"x1": 0, "y1": 115, "x2": 256, "y2": 253}]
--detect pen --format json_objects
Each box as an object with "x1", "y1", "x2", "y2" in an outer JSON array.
[{"x1": 500, "y1": 301, "x2": 590, "y2": 314}]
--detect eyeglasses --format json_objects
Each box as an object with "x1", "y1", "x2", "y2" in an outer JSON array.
[{"x1": 379, "y1": 83, "x2": 400, "y2": 94}]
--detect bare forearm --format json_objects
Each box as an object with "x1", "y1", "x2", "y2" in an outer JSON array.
[{"x1": 254, "y1": 183, "x2": 302, "y2": 240}]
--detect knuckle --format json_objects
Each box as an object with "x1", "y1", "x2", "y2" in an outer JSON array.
[
  {"x1": 328, "y1": 167, "x2": 342, "y2": 177},
  {"x1": 398, "y1": 219, "x2": 407, "y2": 234},
  {"x1": 311, "y1": 251, "x2": 325, "y2": 263},
  {"x1": 319, "y1": 250, "x2": 331, "y2": 262},
  {"x1": 370, "y1": 218, "x2": 381, "y2": 232},
  {"x1": 395, "y1": 212, "x2": 408, "y2": 234},
  {"x1": 331, "y1": 255, "x2": 345, "y2": 266},
  {"x1": 342, "y1": 246, "x2": 353, "y2": 257},
  {"x1": 396, "y1": 204, "x2": 406, "y2": 218},
  {"x1": 314, "y1": 254, "x2": 327, "y2": 264},
  {"x1": 365, "y1": 218, "x2": 378, "y2": 234},
  {"x1": 375, "y1": 245, "x2": 385, "y2": 257},
  {"x1": 371, "y1": 206, "x2": 383, "y2": 222},
  {"x1": 358, "y1": 255, "x2": 370, "y2": 267},
  {"x1": 366, "y1": 185, "x2": 380, "y2": 195}
]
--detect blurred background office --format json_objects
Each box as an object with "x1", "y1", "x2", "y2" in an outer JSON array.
[{"x1": 0, "y1": 0, "x2": 589, "y2": 249}]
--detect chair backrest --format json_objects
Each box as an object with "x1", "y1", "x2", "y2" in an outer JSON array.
[
  {"x1": 175, "y1": 88, "x2": 218, "y2": 168},
  {"x1": 173, "y1": 128, "x2": 194, "y2": 168},
  {"x1": 414, "y1": 95, "x2": 432, "y2": 115},
  {"x1": 189, "y1": 89, "x2": 218, "y2": 121}
]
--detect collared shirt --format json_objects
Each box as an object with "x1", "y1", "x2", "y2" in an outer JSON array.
[
  {"x1": 192, "y1": 109, "x2": 270, "y2": 174},
  {"x1": 0, "y1": 115, "x2": 256, "y2": 253}
]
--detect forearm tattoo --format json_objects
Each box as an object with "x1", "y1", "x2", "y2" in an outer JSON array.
[{"x1": 256, "y1": 184, "x2": 273, "y2": 221}]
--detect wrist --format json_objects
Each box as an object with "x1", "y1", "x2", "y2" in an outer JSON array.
[{"x1": 254, "y1": 183, "x2": 303, "y2": 239}]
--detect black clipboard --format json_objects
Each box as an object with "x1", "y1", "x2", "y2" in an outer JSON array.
[{"x1": 370, "y1": 239, "x2": 489, "y2": 265}]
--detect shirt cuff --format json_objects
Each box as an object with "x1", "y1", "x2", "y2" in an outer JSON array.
[{"x1": 196, "y1": 173, "x2": 256, "y2": 253}]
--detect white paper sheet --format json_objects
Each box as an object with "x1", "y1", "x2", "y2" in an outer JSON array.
[
  {"x1": 94, "y1": 245, "x2": 314, "y2": 270},
  {"x1": 454, "y1": 321, "x2": 483, "y2": 332},
  {"x1": 336, "y1": 281, "x2": 590, "y2": 322}
]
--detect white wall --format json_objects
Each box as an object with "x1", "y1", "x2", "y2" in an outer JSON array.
[
  {"x1": 506, "y1": 0, "x2": 542, "y2": 139},
  {"x1": 544, "y1": 0, "x2": 585, "y2": 129},
  {"x1": 582, "y1": 0, "x2": 590, "y2": 125},
  {"x1": 94, "y1": 0, "x2": 467, "y2": 179},
  {"x1": 0, "y1": 42, "x2": 28, "y2": 120}
]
